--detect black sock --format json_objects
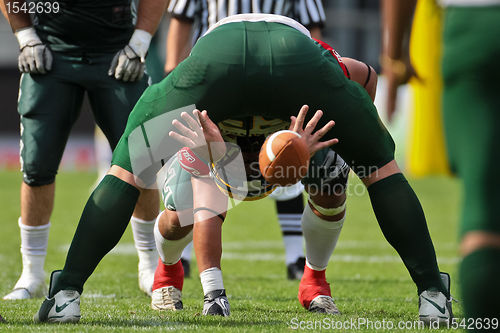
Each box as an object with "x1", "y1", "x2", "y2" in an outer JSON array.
[
  {"x1": 368, "y1": 173, "x2": 446, "y2": 295},
  {"x1": 55, "y1": 175, "x2": 139, "y2": 294}
]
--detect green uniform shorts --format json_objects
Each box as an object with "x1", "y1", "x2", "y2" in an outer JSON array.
[
  {"x1": 442, "y1": 6, "x2": 500, "y2": 235},
  {"x1": 19, "y1": 52, "x2": 148, "y2": 186},
  {"x1": 112, "y1": 21, "x2": 394, "y2": 185}
]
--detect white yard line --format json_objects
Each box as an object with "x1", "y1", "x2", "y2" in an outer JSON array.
[{"x1": 59, "y1": 240, "x2": 460, "y2": 264}]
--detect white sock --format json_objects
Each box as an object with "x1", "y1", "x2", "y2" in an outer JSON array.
[
  {"x1": 181, "y1": 242, "x2": 193, "y2": 261},
  {"x1": 200, "y1": 267, "x2": 224, "y2": 295},
  {"x1": 17, "y1": 218, "x2": 49, "y2": 286},
  {"x1": 278, "y1": 213, "x2": 304, "y2": 264},
  {"x1": 131, "y1": 216, "x2": 158, "y2": 271},
  {"x1": 154, "y1": 212, "x2": 193, "y2": 265},
  {"x1": 301, "y1": 204, "x2": 344, "y2": 271}
]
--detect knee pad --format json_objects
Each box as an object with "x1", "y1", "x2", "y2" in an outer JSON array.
[{"x1": 22, "y1": 172, "x2": 55, "y2": 187}]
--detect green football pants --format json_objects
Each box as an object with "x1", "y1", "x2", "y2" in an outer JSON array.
[
  {"x1": 19, "y1": 52, "x2": 148, "y2": 186},
  {"x1": 442, "y1": 6, "x2": 500, "y2": 235},
  {"x1": 112, "y1": 21, "x2": 395, "y2": 184}
]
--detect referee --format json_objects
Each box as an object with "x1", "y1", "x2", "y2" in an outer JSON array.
[{"x1": 163, "y1": 0, "x2": 326, "y2": 281}]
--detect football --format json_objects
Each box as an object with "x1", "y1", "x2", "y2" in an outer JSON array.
[{"x1": 259, "y1": 130, "x2": 310, "y2": 186}]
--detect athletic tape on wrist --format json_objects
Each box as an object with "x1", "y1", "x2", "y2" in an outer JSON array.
[
  {"x1": 129, "y1": 29, "x2": 152, "y2": 60},
  {"x1": 14, "y1": 26, "x2": 41, "y2": 49},
  {"x1": 308, "y1": 199, "x2": 346, "y2": 216},
  {"x1": 177, "y1": 147, "x2": 210, "y2": 177}
]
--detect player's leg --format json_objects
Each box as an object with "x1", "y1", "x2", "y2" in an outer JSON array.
[
  {"x1": 153, "y1": 155, "x2": 229, "y2": 315},
  {"x1": 328, "y1": 77, "x2": 453, "y2": 322},
  {"x1": 442, "y1": 6, "x2": 500, "y2": 321},
  {"x1": 267, "y1": 27, "x2": 448, "y2": 313},
  {"x1": 151, "y1": 157, "x2": 194, "y2": 311},
  {"x1": 151, "y1": 210, "x2": 191, "y2": 311},
  {"x1": 269, "y1": 184, "x2": 306, "y2": 280},
  {"x1": 361, "y1": 159, "x2": 452, "y2": 321},
  {"x1": 87, "y1": 62, "x2": 159, "y2": 296},
  {"x1": 180, "y1": 242, "x2": 193, "y2": 278},
  {"x1": 34, "y1": 52, "x2": 222, "y2": 321},
  {"x1": 34, "y1": 165, "x2": 143, "y2": 323},
  {"x1": 270, "y1": 34, "x2": 450, "y2": 321},
  {"x1": 298, "y1": 149, "x2": 349, "y2": 314},
  {"x1": 4, "y1": 68, "x2": 85, "y2": 300},
  {"x1": 93, "y1": 126, "x2": 112, "y2": 184},
  {"x1": 189, "y1": 174, "x2": 229, "y2": 316}
]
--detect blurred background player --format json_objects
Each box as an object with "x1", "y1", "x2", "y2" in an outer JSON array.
[
  {"x1": 382, "y1": 0, "x2": 500, "y2": 325},
  {"x1": 165, "y1": 0, "x2": 327, "y2": 280},
  {"x1": 0, "y1": 0, "x2": 166, "y2": 300}
]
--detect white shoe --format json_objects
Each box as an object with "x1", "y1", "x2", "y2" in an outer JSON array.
[
  {"x1": 138, "y1": 268, "x2": 155, "y2": 296},
  {"x1": 33, "y1": 271, "x2": 81, "y2": 323},
  {"x1": 137, "y1": 249, "x2": 158, "y2": 296},
  {"x1": 308, "y1": 296, "x2": 341, "y2": 314},
  {"x1": 3, "y1": 273, "x2": 47, "y2": 300},
  {"x1": 151, "y1": 286, "x2": 183, "y2": 311},
  {"x1": 419, "y1": 272, "x2": 453, "y2": 326}
]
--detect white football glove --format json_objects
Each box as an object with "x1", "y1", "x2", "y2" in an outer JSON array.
[
  {"x1": 15, "y1": 27, "x2": 53, "y2": 74},
  {"x1": 108, "y1": 29, "x2": 152, "y2": 82}
]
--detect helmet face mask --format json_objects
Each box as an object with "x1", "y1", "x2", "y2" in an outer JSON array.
[
  {"x1": 210, "y1": 140, "x2": 276, "y2": 201},
  {"x1": 214, "y1": 116, "x2": 290, "y2": 201}
]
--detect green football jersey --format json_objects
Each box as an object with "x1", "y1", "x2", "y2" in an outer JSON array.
[{"x1": 34, "y1": 0, "x2": 134, "y2": 53}]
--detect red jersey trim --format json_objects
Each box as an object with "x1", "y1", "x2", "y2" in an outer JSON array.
[{"x1": 313, "y1": 38, "x2": 350, "y2": 79}]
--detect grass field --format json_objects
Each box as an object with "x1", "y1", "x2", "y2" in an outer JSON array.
[{"x1": 0, "y1": 170, "x2": 463, "y2": 332}]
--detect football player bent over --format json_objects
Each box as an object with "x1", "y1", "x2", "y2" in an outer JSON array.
[{"x1": 35, "y1": 14, "x2": 452, "y2": 324}]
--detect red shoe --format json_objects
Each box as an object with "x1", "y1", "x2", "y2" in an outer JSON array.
[
  {"x1": 151, "y1": 259, "x2": 184, "y2": 311},
  {"x1": 298, "y1": 264, "x2": 340, "y2": 314}
]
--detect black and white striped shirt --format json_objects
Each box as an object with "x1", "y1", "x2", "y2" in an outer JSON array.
[{"x1": 168, "y1": 0, "x2": 326, "y2": 44}]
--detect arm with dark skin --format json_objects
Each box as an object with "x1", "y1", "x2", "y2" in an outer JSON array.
[
  {"x1": 380, "y1": 0, "x2": 418, "y2": 121},
  {"x1": 309, "y1": 26, "x2": 322, "y2": 40}
]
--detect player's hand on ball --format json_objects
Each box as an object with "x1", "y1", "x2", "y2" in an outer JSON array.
[
  {"x1": 108, "y1": 45, "x2": 146, "y2": 82},
  {"x1": 289, "y1": 105, "x2": 338, "y2": 156},
  {"x1": 169, "y1": 110, "x2": 226, "y2": 163},
  {"x1": 15, "y1": 27, "x2": 53, "y2": 74}
]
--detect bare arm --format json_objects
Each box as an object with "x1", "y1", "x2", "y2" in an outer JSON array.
[
  {"x1": 165, "y1": 17, "x2": 193, "y2": 73},
  {"x1": 382, "y1": 0, "x2": 416, "y2": 60},
  {"x1": 135, "y1": 0, "x2": 169, "y2": 34},
  {"x1": 0, "y1": 0, "x2": 32, "y2": 31},
  {"x1": 342, "y1": 57, "x2": 378, "y2": 102},
  {"x1": 309, "y1": 26, "x2": 322, "y2": 40},
  {"x1": 380, "y1": 0, "x2": 418, "y2": 121}
]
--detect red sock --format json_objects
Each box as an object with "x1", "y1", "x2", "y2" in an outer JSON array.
[
  {"x1": 152, "y1": 258, "x2": 184, "y2": 291},
  {"x1": 298, "y1": 265, "x2": 331, "y2": 309}
]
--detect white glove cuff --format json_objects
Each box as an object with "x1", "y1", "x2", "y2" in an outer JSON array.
[
  {"x1": 129, "y1": 29, "x2": 152, "y2": 60},
  {"x1": 15, "y1": 26, "x2": 41, "y2": 49}
]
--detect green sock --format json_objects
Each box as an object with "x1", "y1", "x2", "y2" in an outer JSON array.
[
  {"x1": 55, "y1": 175, "x2": 139, "y2": 294},
  {"x1": 460, "y1": 248, "x2": 500, "y2": 323},
  {"x1": 368, "y1": 173, "x2": 446, "y2": 295}
]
